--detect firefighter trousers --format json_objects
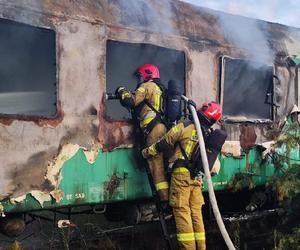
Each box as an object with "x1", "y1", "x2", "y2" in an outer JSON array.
[
  {"x1": 146, "y1": 123, "x2": 169, "y2": 201},
  {"x1": 169, "y1": 167, "x2": 206, "y2": 250}
]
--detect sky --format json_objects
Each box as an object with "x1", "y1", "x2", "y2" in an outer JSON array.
[{"x1": 182, "y1": 0, "x2": 300, "y2": 28}]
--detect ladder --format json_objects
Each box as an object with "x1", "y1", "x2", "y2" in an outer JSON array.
[{"x1": 145, "y1": 163, "x2": 174, "y2": 250}]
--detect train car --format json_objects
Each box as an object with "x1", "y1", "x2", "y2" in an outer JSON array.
[{"x1": 0, "y1": 0, "x2": 299, "y2": 236}]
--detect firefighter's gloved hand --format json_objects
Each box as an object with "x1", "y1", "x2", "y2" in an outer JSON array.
[
  {"x1": 115, "y1": 86, "x2": 130, "y2": 100},
  {"x1": 115, "y1": 86, "x2": 134, "y2": 108},
  {"x1": 141, "y1": 144, "x2": 158, "y2": 159},
  {"x1": 187, "y1": 99, "x2": 197, "y2": 113}
]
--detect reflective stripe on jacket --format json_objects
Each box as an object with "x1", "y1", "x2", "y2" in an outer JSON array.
[
  {"x1": 159, "y1": 121, "x2": 198, "y2": 163},
  {"x1": 134, "y1": 81, "x2": 163, "y2": 125}
]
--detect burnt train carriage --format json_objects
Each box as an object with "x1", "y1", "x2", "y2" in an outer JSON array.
[{"x1": 0, "y1": 0, "x2": 299, "y2": 234}]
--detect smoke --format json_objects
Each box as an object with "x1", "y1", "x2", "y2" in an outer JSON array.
[
  {"x1": 116, "y1": 0, "x2": 175, "y2": 34},
  {"x1": 181, "y1": 0, "x2": 300, "y2": 28},
  {"x1": 217, "y1": 13, "x2": 275, "y2": 65},
  {"x1": 181, "y1": 0, "x2": 282, "y2": 65}
]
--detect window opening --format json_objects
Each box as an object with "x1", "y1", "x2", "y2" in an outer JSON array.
[
  {"x1": 220, "y1": 56, "x2": 273, "y2": 121},
  {"x1": 106, "y1": 40, "x2": 185, "y2": 120},
  {"x1": 0, "y1": 18, "x2": 56, "y2": 117}
]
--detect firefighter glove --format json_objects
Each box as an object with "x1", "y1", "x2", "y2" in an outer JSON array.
[
  {"x1": 142, "y1": 144, "x2": 158, "y2": 158},
  {"x1": 116, "y1": 86, "x2": 130, "y2": 99},
  {"x1": 115, "y1": 86, "x2": 134, "y2": 108}
]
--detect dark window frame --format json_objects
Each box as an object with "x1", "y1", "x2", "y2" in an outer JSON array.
[
  {"x1": 105, "y1": 39, "x2": 186, "y2": 121},
  {"x1": 219, "y1": 55, "x2": 274, "y2": 123},
  {"x1": 0, "y1": 18, "x2": 58, "y2": 120}
]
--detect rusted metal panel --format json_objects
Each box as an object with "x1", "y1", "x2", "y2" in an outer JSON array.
[
  {"x1": 240, "y1": 125, "x2": 257, "y2": 153},
  {"x1": 105, "y1": 173, "x2": 121, "y2": 198}
]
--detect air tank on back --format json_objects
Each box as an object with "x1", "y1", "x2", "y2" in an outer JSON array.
[{"x1": 166, "y1": 80, "x2": 183, "y2": 127}]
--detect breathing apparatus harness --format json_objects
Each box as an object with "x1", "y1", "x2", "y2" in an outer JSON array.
[
  {"x1": 134, "y1": 79, "x2": 166, "y2": 137},
  {"x1": 133, "y1": 79, "x2": 183, "y2": 140},
  {"x1": 174, "y1": 119, "x2": 227, "y2": 179}
]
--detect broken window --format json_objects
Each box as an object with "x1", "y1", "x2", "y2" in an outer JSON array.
[
  {"x1": 0, "y1": 18, "x2": 56, "y2": 117},
  {"x1": 220, "y1": 56, "x2": 273, "y2": 121},
  {"x1": 106, "y1": 40, "x2": 185, "y2": 119}
]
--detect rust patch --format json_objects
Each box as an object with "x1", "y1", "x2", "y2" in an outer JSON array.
[
  {"x1": 109, "y1": 25, "x2": 132, "y2": 35},
  {"x1": 0, "y1": 102, "x2": 63, "y2": 127},
  {"x1": 98, "y1": 94, "x2": 134, "y2": 151},
  {"x1": 106, "y1": 173, "x2": 121, "y2": 197},
  {"x1": 34, "y1": 102, "x2": 64, "y2": 127},
  {"x1": 239, "y1": 125, "x2": 257, "y2": 152},
  {"x1": 34, "y1": 112, "x2": 64, "y2": 127},
  {"x1": 0, "y1": 117, "x2": 14, "y2": 126}
]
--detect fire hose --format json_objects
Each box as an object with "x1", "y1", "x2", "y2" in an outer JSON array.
[
  {"x1": 107, "y1": 92, "x2": 235, "y2": 249},
  {"x1": 182, "y1": 95, "x2": 236, "y2": 250}
]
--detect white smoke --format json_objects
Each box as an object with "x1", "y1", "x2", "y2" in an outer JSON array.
[
  {"x1": 217, "y1": 13, "x2": 275, "y2": 64},
  {"x1": 116, "y1": 0, "x2": 175, "y2": 34},
  {"x1": 181, "y1": 0, "x2": 284, "y2": 64},
  {"x1": 181, "y1": 0, "x2": 300, "y2": 28}
]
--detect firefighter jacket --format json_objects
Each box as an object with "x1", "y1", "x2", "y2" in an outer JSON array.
[
  {"x1": 134, "y1": 80, "x2": 163, "y2": 129},
  {"x1": 161, "y1": 121, "x2": 198, "y2": 165},
  {"x1": 117, "y1": 80, "x2": 168, "y2": 201},
  {"x1": 134, "y1": 80, "x2": 168, "y2": 201},
  {"x1": 154, "y1": 121, "x2": 206, "y2": 250}
]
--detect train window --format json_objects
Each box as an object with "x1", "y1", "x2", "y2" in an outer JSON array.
[
  {"x1": 220, "y1": 56, "x2": 273, "y2": 121},
  {"x1": 106, "y1": 40, "x2": 185, "y2": 120},
  {"x1": 0, "y1": 18, "x2": 56, "y2": 117}
]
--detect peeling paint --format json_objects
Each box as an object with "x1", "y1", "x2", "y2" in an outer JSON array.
[
  {"x1": 50, "y1": 189, "x2": 64, "y2": 203},
  {"x1": 10, "y1": 189, "x2": 64, "y2": 207},
  {"x1": 45, "y1": 143, "x2": 101, "y2": 188},
  {"x1": 30, "y1": 190, "x2": 52, "y2": 207},
  {"x1": 10, "y1": 195, "x2": 26, "y2": 205},
  {"x1": 221, "y1": 141, "x2": 242, "y2": 158},
  {"x1": 45, "y1": 144, "x2": 80, "y2": 187},
  {"x1": 83, "y1": 144, "x2": 101, "y2": 164},
  {"x1": 258, "y1": 141, "x2": 276, "y2": 159},
  {"x1": 0, "y1": 203, "x2": 5, "y2": 217}
]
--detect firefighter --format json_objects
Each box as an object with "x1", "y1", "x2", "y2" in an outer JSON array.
[
  {"x1": 115, "y1": 64, "x2": 169, "y2": 202},
  {"x1": 142, "y1": 101, "x2": 223, "y2": 250}
]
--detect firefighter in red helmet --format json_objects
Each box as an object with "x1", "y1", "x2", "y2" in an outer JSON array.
[
  {"x1": 142, "y1": 101, "x2": 225, "y2": 250},
  {"x1": 115, "y1": 64, "x2": 169, "y2": 203}
]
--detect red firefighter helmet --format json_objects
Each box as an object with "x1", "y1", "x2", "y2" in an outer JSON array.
[
  {"x1": 198, "y1": 101, "x2": 222, "y2": 126},
  {"x1": 136, "y1": 64, "x2": 160, "y2": 82}
]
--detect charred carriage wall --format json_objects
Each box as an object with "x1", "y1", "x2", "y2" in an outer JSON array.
[{"x1": 0, "y1": 0, "x2": 299, "y2": 204}]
